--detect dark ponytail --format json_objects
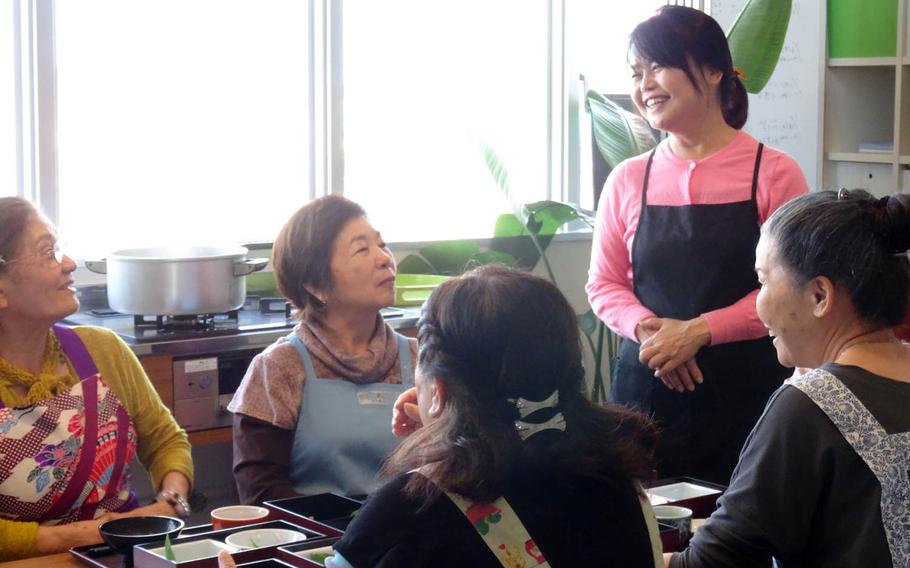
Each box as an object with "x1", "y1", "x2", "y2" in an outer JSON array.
[
  {"x1": 720, "y1": 71, "x2": 749, "y2": 129},
  {"x1": 630, "y1": 5, "x2": 748, "y2": 129}
]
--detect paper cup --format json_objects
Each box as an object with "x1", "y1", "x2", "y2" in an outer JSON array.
[
  {"x1": 653, "y1": 505, "x2": 693, "y2": 545},
  {"x1": 210, "y1": 505, "x2": 270, "y2": 530}
]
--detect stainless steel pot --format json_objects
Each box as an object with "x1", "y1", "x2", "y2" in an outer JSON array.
[{"x1": 85, "y1": 246, "x2": 269, "y2": 315}]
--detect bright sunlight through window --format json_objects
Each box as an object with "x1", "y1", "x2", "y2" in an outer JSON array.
[{"x1": 54, "y1": 1, "x2": 310, "y2": 258}]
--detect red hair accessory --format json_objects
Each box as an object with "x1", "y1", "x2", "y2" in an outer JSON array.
[{"x1": 733, "y1": 67, "x2": 747, "y2": 80}]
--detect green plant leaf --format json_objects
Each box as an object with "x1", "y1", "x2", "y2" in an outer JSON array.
[
  {"x1": 491, "y1": 214, "x2": 539, "y2": 268},
  {"x1": 468, "y1": 249, "x2": 519, "y2": 268},
  {"x1": 524, "y1": 201, "x2": 581, "y2": 237},
  {"x1": 492, "y1": 212, "x2": 529, "y2": 238},
  {"x1": 164, "y1": 534, "x2": 175, "y2": 561},
  {"x1": 577, "y1": 309, "x2": 599, "y2": 337},
  {"x1": 479, "y1": 142, "x2": 527, "y2": 225},
  {"x1": 417, "y1": 240, "x2": 481, "y2": 275},
  {"x1": 397, "y1": 254, "x2": 438, "y2": 275},
  {"x1": 586, "y1": 91, "x2": 657, "y2": 168},
  {"x1": 726, "y1": 0, "x2": 792, "y2": 94}
]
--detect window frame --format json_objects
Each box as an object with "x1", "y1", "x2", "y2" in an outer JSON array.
[{"x1": 18, "y1": 0, "x2": 582, "y2": 244}]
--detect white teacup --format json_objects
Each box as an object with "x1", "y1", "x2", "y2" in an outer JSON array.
[{"x1": 653, "y1": 505, "x2": 693, "y2": 545}]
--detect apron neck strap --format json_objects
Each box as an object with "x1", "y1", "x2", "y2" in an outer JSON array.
[
  {"x1": 640, "y1": 149, "x2": 658, "y2": 209},
  {"x1": 640, "y1": 142, "x2": 765, "y2": 208},
  {"x1": 52, "y1": 324, "x2": 99, "y2": 379},
  {"x1": 750, "y1": 143, "x2": 764, "y2": 203},
  {"x1": 395, "y1": 333, "x2": 414, "y2": 387}
]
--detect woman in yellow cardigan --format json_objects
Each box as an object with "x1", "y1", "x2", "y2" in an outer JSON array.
[{"x1": 0, "y1": 197, "x2": 193, "y2": 561}]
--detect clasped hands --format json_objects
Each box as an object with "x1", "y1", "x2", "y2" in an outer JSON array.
[{"x1": 637, "y1": 316, "x2": 711, "y2": 393}]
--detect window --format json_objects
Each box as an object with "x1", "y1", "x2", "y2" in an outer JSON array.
[
  {"x1": 5, "y1": 1, "x2": 685, "y2": 256},
  {"x1": 1, "y1": 3, "x2": 18, "y2": 198},
  {"x1": 341, "y1": 1, "x2": 550, "y2": 242},
  {"x1": 53, "y1": 1, "x2": 310, "y2": 257}
]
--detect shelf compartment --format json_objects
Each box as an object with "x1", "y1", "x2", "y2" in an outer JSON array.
[
  {"x1": 826, "y1": 151, "x2": 895, "y2": 163},
  {"x1": 824, "y1": 66, "x2": 895, "y2": 155},
  {"x1": 822, "y1": 161, "x2": 896, "y2": 197},
  {"x1": 828, "y1": 0, "x2": 898, "y2": 58},
  {"x1": 829, "y1": 57, "x2": 898, "y2": 67}
]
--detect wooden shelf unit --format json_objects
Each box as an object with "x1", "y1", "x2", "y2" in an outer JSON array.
[{"x1": 822, "y1": 0, "x2": 910, "y2": 195}]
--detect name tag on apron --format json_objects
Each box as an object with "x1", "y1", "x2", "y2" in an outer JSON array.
[{"x1": 356, "y1": 391, "x2": 390, "y2": 406}]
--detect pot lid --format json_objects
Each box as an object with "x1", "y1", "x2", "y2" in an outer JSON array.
[{"x1": 108, "y1": 245, "x2": 249, "y2": 262}]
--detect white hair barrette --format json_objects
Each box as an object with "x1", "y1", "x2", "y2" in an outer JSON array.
[
  {"x1": 507, "y1": 390, "x2": 559, "y2": 418},
  {"x1": 509, "y1": 390, "x2": 565, "y2": 440},
  {"x1": 514, "y1": 413, "x2": 566, "y2": 441}
]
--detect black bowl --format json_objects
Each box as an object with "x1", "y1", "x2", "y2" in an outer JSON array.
[{"x1": 99, "y1": 515, "x2": 184, "y2": 561}]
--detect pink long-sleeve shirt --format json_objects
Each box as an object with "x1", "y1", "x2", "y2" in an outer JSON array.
[{"x1": 586, "y1": 131, "x2": 808, "y2": 345}]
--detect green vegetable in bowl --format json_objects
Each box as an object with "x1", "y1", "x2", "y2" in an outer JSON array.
[
  {"x1": 164, "y1": 534, "x2": 176, "y2": 561},
  {"x1": 306, "y1": 551, "x2": 332, "y2": 565}
]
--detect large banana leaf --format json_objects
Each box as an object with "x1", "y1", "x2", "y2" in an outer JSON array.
[
  {"x1": 491, "y1": 201, "x2": 582, "y2": 269},
  {"x1": 586, "y1": 90, "x2": 657, "y2": 169},
  {"x1": 725, "y1": 0, "x2": 792, "y2": 94}
]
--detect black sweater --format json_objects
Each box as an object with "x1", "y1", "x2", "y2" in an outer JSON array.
[{"x1": 671, "y1": 364, "x2": 910, "y2": 568}]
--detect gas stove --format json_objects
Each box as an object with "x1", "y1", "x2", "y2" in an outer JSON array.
[
  {"x1": 62, "y1": 295, "x2": 298, "y2": 344},
  {"x1": 61, "y1": 293, "x2": 411, "y2": 347}
]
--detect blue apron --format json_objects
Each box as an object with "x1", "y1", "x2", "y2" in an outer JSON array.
[{"x1": 287, "y1": 331, "x2": 413, "y2": 497}]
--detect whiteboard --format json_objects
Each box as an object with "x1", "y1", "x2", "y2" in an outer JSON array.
[{"x1": 711, "y1": 0, "x2": 823, "y2": 190}]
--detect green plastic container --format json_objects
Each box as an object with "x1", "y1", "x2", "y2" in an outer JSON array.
[
  {"x1": 828, "y1": 0, "x2": 897, "y2": 58},
  {"x1": 394, "y1": 274, "x2": 451, "y2": 306}
]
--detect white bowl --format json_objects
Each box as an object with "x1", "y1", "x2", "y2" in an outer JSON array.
[
  {"x1": 296, "y1": 544, "x2": 335, "y2": 563},
  {"x1": 148, "y1": 538, "x2": 237, "y2": 561},
  {"x1": 224, "y1": 528, "x2": 307, "y2": 550}
]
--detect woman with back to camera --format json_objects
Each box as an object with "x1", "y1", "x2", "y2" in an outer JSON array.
[
  {"x1": 0, "y1": 198, "x2": 193, "y2": 561},
  {"x1": 668, "y1": 190, "x2": 910, "y2": 567},
  {"x1": 586, "y1": 6, "x2": 808, "y2": 484},
  {"x1": 229, "y1": 196, "x2": 416, "y2": 503},
  {"x1": 322, "y1": 265, "x2": 660, "y2": 567}
]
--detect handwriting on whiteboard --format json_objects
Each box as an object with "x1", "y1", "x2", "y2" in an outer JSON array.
[{"x1": 711, "y1": 0, "x2": 821, "y2": 189}]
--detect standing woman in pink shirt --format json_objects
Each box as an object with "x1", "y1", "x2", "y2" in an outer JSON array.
[{"x1": 586, "y1": 6, "x2": 808, "y2": 485}]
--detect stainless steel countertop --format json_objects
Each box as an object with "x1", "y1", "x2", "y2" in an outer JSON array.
[
  {"x1": 62, "y1": 308, "x2": 420, "y2": 357},
  {"x1": 131, "y1": 314, "x2": 419, "y2": 357}
]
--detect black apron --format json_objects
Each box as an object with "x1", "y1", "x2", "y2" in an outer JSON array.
[{"x1": 612, "y1": 144, "x2": 789, "y2": 485}]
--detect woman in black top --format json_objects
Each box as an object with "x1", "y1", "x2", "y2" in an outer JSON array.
[
  {"x1": 670, "y1": 190, "x2": 910, "y2": 567},
  {"x1": 337, "y1": 266, "x2": 662, "y2": 567}
]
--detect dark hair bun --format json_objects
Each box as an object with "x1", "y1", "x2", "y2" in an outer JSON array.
[{"x1": 881, "y1": 193, "x2": 910, "y2": 254}]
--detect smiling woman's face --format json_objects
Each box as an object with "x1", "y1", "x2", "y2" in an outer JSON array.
[
  {"x1": 629, "y1": 53, "x2": 718, "y2": 134},
  {"x1": 0, "y1": 215, "x2": 79, "y2": 325},
  {"x1": 755, "y1": 233, "x2": 820, "y2": 368},
  {"x1": 323, "y1": 216, "x2": 397, "y2": 313}
]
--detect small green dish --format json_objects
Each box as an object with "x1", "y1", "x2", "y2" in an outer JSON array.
[{"x1": 394, "y1": 274, "x2": 451, "y2": 306}]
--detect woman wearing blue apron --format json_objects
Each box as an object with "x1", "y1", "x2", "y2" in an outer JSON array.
[
  {"x1": 229, "y1": 196, "x2": 416, "y2": 503},
  {"x1": 586, "y1": 7, "x2": 808, "y2": 484}
]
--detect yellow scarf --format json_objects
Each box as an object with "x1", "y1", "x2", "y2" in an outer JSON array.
[{"x1": 0, "y1": 331, "x2": 74, "y2": 406}]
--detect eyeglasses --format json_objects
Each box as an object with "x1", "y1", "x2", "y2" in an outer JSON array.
[{"x1": 0, "y1": 242, "x2": 68, "y2": 270}]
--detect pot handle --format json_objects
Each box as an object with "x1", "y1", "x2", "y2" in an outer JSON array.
[
  {"x1": 233, "y1": 258, "x2": 269, "y2": 277},
  {"x1": 84, "y1": 259, "x2": 107, "y2": 274}
]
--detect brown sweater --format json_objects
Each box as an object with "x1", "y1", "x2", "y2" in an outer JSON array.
[{"x1": 227, "y1": 314, "x2": 416, "y2": 504}]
